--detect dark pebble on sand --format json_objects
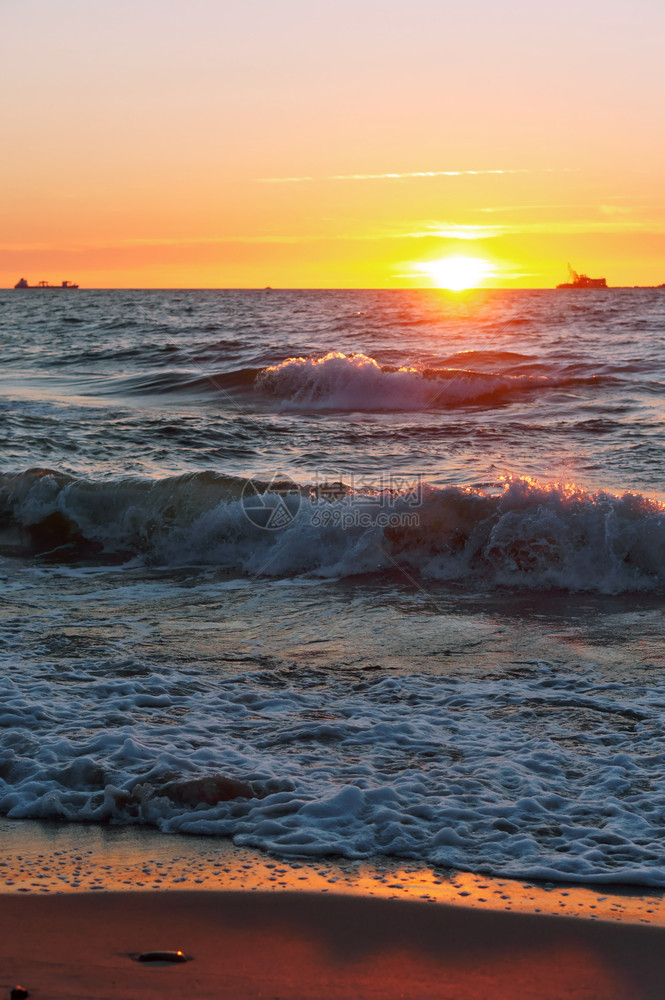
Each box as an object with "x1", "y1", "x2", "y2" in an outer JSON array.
[
  {"x1": 135, "y1": 950, "x2": 189, "y2": 964},
  {"x1": 10, "y1": 987, "x2": 30, "y2": 1000}
]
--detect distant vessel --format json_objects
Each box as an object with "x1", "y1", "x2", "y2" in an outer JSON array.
[
  {"x1": 14, "y1": 278, "x2": 79, "y2": 289},
  {"x1": 556, "y1": 264, "x2": 607, "y2": 289}
]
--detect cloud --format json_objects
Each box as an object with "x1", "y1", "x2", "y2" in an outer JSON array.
[
  {"x1": 598, "y1": 204, "x2": 632, "y2": 216},
  {"x1": 259, "y1": 168, "x2": 560, "y2": 183},
  {"x1": 399, "y1": 224, "x2": 500, "y2": 240},
  {"x1": 5, "y1": 207, "x2": 664, "y2": 261},
  {"x1": 476, "y1": 201, "x2": 650, "y2": 217},
  {"x1": 476, "y1": 203, "x2": 589, "y2": 214},
  {"x1": 402, "y1": 218, "x2": 665, "y2": 238}
]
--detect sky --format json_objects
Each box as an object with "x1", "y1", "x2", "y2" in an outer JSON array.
[{"x1": 2, "y1": 0, "x2": 664, "y2": 288}]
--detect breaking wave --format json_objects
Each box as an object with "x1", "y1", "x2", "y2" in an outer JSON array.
[
  {"x1": 92, "y1": 351, "x2": 613, "y2": 412},
  {"x1": 255, "y1": 352, "x2": 607, "y2": 411},
  {"x1": 2, "y1": 469, "x2": 665, "y2": 593}
]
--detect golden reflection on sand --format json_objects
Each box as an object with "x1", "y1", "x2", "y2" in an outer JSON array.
[{"x1": 0, "y1": 819, "x2": 662, "y2": 926}]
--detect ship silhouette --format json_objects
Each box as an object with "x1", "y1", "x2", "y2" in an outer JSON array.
[
  {"x1": 14, "y1": 278, "x2": 79, "y2": 289},
  {"x1": 556, "y1": 264, "x2": 607, "y2": 289}
]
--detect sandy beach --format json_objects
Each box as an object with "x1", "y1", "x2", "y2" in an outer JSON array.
[
  {"x1": 3, "y1": 888, "x2": 665, "y2": 1000},
  {"x1": 1, "y1": 820, "x2": 665, "y2": 999}
]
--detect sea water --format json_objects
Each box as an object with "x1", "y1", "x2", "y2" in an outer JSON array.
[{"x1": 1, "y1": 287, "x2": 665, "y2": 886}]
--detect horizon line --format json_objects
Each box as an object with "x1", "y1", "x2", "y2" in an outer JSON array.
[{"x1": 5, "y1": 284, "x2": 661, "y2": 292}]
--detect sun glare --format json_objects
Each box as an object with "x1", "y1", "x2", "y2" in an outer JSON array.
[{"x1": 418, "y1": 256, "x2": 492, "y2": 291}]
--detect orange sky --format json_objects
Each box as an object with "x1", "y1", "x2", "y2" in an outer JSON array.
[{"x1": 2, "y1": 0, "x2": 664, "y2": 288}]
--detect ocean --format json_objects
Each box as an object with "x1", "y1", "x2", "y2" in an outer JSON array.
[{"x1": 1, "y1": 286, "x2": 665, "y2": 888}]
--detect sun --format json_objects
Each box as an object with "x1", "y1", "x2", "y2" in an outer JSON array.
[{"x1": 417, "y1": 256, "x2": 492, "y2": 291}]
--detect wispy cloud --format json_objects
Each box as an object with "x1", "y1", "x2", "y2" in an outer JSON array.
[
  {"x1": 498, "y1": 219, "x2": 665, "y2": 235},
  {"x1": 399, "y1": 224, "x2": 500, "y2": 240},
  {"x1": 402, "y1": 218, "x2": 665, "y2": 238},
  {"x1": 475, "y1": 201, "x2": 654, "y2": 216},
  {"x1": 5, "y1": 209, "x2": 663, "y2": 258},
  {"x1": 260, "y1": 168, "x2": 565, "y2": 184},
  {"x1": 0, "y1": 235, "x2": 306, "y2": 253},
  {"x1": 598, "y1": 204, "x2": 632, "y2": 217},
  {"x1": 476, "y1": 203, "x2": 590, "y2": 214}
]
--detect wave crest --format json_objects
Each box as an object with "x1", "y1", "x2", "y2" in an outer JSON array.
[
  {"x1": 2, "y1": 469, "x2": 664, "y2": 593},
  {"x1": 255, "y1": 352, "x2": 550, "y2": 411}
]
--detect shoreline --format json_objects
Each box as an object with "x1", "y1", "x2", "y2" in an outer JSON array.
[
  {"x1": 2, "y1": 889, "x2": 665, "y2": 999},
  {"x1": 1, "y1": 817, "x2": 663, "y2": 926}
]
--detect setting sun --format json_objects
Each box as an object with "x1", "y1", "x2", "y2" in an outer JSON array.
[{"x1": 416, "y1": 256, "x2": 492, "y2": 291}]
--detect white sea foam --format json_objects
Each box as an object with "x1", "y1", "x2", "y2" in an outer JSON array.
[{"x1": 1, "y1": 658, "x2": 664, "y2": 886}]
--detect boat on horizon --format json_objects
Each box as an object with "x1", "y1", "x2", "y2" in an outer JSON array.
[
  {"x1": 556, "y1": 264, "x2": 607, "y2": 289},
  {"x1": 14, "y1": 278, "x2": 79, "y2": 289}
]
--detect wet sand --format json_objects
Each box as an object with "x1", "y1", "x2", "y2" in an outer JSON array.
[
  {"x1": 2, "y1": 819, "x2": 665, "y2": 999},
  {"x1": 2, "y1": 818, "x2": 664, "y2": 924},
  {"x1": 2, "y1": 889, "x2": 665, "y2": 1000}
]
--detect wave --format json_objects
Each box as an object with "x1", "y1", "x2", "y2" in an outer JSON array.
[
  {"x1": 89, "y1": 352, "x2": 613, "y2": 410},
  {"x1": 254, "y1": 352, "x2": 606, "y2": 411},
  {"x1": 3, "y1": 658, "x2": 665, "y2": 885},
  {"x1": 99, "y1": 366, "x2": 261, "y2": 396},
  {"x1": 2, "y1": 469, "x2": 664, "y2": 593}
]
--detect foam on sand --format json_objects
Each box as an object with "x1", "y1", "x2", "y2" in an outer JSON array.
[{"x1": 3, "y1": 658, "x2": 665, "y2": 887}]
